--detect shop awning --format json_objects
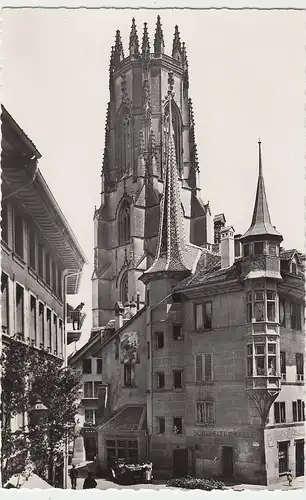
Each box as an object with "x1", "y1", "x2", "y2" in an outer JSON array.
[{"x1": 100, "y1": 405, "x2": 146, "y2": 434}]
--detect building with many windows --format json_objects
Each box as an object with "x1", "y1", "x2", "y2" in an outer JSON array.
[
  {"x1": 70, "y1": 18, "x2": 304, "y2": 486},
  {"x1": 1, "y1": 105, "x2": 88, "y2": 471}
]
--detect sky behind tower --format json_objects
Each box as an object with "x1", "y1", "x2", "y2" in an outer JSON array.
[{"x1": 2, "y1": 8, "x2": 304, "y2": 346}]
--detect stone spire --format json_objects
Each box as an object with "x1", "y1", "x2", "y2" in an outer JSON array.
[
  {"x1": 102, "y1": 102, "x2": 110, "y2": 176},
  {"x1": 141, "y1": 72, "x2": 190, "y2": 282},
  {"x1": 154, "y1": 15, "x2": 165, "y2": 54},
  {"x1": 109, "y1": 46, "x2": 115, "y2": 98},
  {"x1": 188, "y1": 99, "x2": 199, "y2": 173},
  {"x1": 241, "y1": 140, "x2": 282, "y2": 242},
  {"x1": 113, "y1": 30, "x2": 124, "y2": 66},
  {"x1": 172, "y1": 25, "x2": 182, "y2": 60},
  {"x1": 129, "y1": 17, "x2": 139, "y2": 56},
  {"x1": 182, "y1": 42, "x2": 189, "y2": 91},
  {"x1": 142, "y1": 22, "x2": 150, "y2": 58}
]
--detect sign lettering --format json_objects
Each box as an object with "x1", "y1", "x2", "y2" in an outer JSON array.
[{"x1": 192, "y1": 428, "x2": 257, "y2": 439}]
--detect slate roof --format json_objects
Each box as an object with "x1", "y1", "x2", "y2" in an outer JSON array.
[
  {"x1": 175, "y1": 251, "x2": 239, "y2": 290},
  {"x1": 100, "y1": 405, "x2": 146, "y2": 434}
]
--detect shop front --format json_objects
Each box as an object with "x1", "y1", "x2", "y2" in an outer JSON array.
[
  {"x1": 265, "y1": 424, "x2": 305, "y2": 484},
  {"x1": 97, "y1": 405, "x2": 147, "y2": 476}
]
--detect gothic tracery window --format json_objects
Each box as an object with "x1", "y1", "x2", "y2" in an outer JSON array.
[
  {"x1": 118, "y1": 201, "x2": 131, "y2": 245},
  {"x1": 116, "y1": 107, "x2": 132, "y2": 178},
  {"x1": 163, "y1": 101, "x2": 182, "y2": 177},
  {"x1": 120, "y1": 272, "x2": 128, "y2": 304}
]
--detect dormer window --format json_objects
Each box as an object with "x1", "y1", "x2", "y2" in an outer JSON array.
[
  {"x1": 291, "y1": 262, "x2": 297, "y2": 275},
  {"x1": 253, "y1": 241, "x2": 264, "y2": 255}
]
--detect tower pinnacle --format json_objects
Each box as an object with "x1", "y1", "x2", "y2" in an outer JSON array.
[
  {"x1": 172, "y1": 25, "x2": 182, "y2": 60},
  {"x1": 240, "y1": 140, "x2": 282, "y2": 242},
  {"x1": 142, "y1": 22, "x2": 150, "y2": 58},
  {"x1": 154, "y1": 15, "x2": 165, "y2": 54},
  {"x1": 129, "y1": 18, "x2": 139, "y2": 56},
  {"x1": 113, "y1": 30, "x2": 124, "y2": 66}
]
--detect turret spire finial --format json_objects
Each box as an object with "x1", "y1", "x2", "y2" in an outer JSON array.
[
  {"x1": 129, "y1": 18, "x2": 139, "y2": 56},
  {"x1": 258, "y1": 137, "x2": 263, "y2": 177},
  {"x1": 113, "y1": 30, "x2": 124, "y2": 66},
  {"x1": 154, "y1": 15, "x2": 165, "y2": 54},
  {"x1": 142, "y1": 22, "x2": 150, "y2": 58},
  {"x1": 172, "y1": 25, "x2": 182, "y2": 60}
]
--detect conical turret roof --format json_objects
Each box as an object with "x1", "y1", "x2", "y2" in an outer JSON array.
[{"x1": 241, "y1": 140, "x2": 282, "y2": 242}]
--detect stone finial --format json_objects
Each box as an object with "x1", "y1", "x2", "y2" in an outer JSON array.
[
  {"x1": 172, "y1": 25, "x2": 182, "y2": 60},
  {"x1": 154, "y1": 15, "x2": 164, "y2": 54},
  {"x1": 141, "y1": 22, "x2": 150, "y2": 58},
  {"x1": 129, "y1": 18, "x2": 139, "y2": 56},
  {"x1": 113, "y1": 30, "x2": 124, "y2": 66}
]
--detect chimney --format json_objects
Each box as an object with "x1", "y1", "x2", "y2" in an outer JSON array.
[
  {"x1": 213, "y1": 213, "x2": 226, "y2": 244},
  {"x1": 234, "y1": 234, "x2": 242, "y2": 258},
  {"x1": 220, "y1": 226, "x2": 235, "y2": 268},
  {"x1": 114, "y1": 301, "x2": 124, "y2": 330},
  {"x1": 130, "y1": 297, "x2": 137, "y2": 316}
]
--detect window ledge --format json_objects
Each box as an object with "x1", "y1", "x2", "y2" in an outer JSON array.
[
  {"x1": 12, "y1": 252, "x2": 26, "y2": 268},
  {"x1": 195, "y1": 381, "x2": 214, "y2": 386},
  {"x1": 1, "y1": 240, "x2": 12, "y2": 255},
  {"x1": 195, "y1": 422, "x2": 216, "y2": 427}
]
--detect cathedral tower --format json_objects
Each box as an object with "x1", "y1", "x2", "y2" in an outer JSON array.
[{"x1": 92, "y1": 18, "x2": 212, "y2": 328}]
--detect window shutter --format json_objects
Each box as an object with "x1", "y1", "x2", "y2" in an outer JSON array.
[
  {"x1": 204, "y1": 353, "x2": 212, "y2": 382},
  {"x1": 292, "y1": 401, "x2": 297, "y2": 422},
  {"x1": 195, "y1": 354, "x2": 203, "y2": 382}
]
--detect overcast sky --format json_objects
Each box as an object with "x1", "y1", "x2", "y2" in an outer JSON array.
[{"x1": 2, "y1": 8, "x2": 304, "y2": 346}]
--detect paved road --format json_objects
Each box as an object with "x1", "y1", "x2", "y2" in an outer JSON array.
[{"x1": 72, "y1": 476, "x2": 305, "y2": 491}]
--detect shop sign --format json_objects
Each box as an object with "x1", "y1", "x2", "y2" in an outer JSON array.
[{"x1": 192, "y1": 428, "x2": 257, "y2": 439}]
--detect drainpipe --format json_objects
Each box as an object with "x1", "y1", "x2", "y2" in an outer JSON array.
[{"x1": 62, "y1": 269, "x2": 83, "y2": 489}]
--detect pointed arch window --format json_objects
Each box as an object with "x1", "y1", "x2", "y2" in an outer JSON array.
[
  {"x1": 120, "y1": 272, "x2": 128, "y2": 304},
  {"x1": 116, "y1": 107, "x2": 132, "y2": 178},
  {"x1": 163, "y1": 101, "x2": 182, "y2": 177},
  {"x1": 118, "y1": 201, "x2": 131, "y2": 245}
]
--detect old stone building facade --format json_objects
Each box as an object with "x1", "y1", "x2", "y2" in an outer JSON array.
[
  {"x1": 1, "y1": 106, "x2": 87, "y2": 482},
  {"x1": 70, "y1": 17, "x2": 305, "y2": 486}
]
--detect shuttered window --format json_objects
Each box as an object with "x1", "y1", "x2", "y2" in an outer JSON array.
[{"x1": 195, "y1": 353, "x2": 213, "y2": 383}]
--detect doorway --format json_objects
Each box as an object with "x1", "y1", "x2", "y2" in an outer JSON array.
[
  {"x1": 173, "y1": 449, "x2": 188, "y2": 478},
  {"x1": 295, "y1": 440, "x2": 304, "y2": 477},
  {"x1": 222, "y1": 446, "x2": 234, "y2": 478}
]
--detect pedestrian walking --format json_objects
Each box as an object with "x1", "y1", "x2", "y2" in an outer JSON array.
[
  {"x1": 69, "y1": 464, "x2": 78, "y2": 490},
  {"x1": 145, "y1": 461, "x2": 153, "y2": 484},
  {"x1": 83, "y1": 471, "x2": 97, "y2": 489},
  {"x1": 286, "y1": 469, "x2": 293, "y2": 487}
]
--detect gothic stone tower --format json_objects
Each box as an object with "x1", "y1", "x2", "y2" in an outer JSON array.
[{"x1": 92, "y1": 17, "x2": 212, "y2": 328}]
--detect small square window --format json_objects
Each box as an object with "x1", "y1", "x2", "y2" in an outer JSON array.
[
  {"x1": 173, "y1": 370, "x2": 183, "y2": 389},
  {"x1": 155, "y1": 332, "x2": 164, "y2": 349},
  {"x1": 157, "y1": 417, "x2": 165, "y2": 434},
  {"x1": 157, "y1": 372, "x2": 165, "y2": 389},
  {"x1": 82, "y1": 359, "x2": 92, "y2": 374},
  {"x1": 173, "y1": 417, "x2": 183, "y2": 434},
  {"x1": 173, "y1": 325, "x2": 182, "y2": 340},
  {"x1": 243, "y1": 244, "x2": 250, "y2": 257}
]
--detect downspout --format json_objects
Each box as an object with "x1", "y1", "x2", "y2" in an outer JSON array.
[{"x1": 62, "y1": 269, "x2": 83, "y2": 489}]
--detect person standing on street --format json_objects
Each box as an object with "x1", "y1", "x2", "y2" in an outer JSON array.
[
  {"x1": 286, "y1": 469, "x2": 293, "y2": 487},
  {"x1": 83, "y1": 471, "x2": 97, "y2": 489},
  {"x1": 69, "y1": 464, "x2": 78, "y2": 490}
]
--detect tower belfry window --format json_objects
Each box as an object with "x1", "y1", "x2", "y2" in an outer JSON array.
[
  {"x1": 119, "y1": 202, "x2": 131, "y2": 245},
  {"x1": 163, "y1": 101, "x2": 182, "y2": 176},
  {"x1": 116, "y1": 107, "x2": 132, "y2": 178}
]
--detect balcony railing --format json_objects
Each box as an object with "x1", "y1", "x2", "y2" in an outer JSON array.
[{"x1": 67, "y1": 310, "x2": 86, "y2": 331}]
